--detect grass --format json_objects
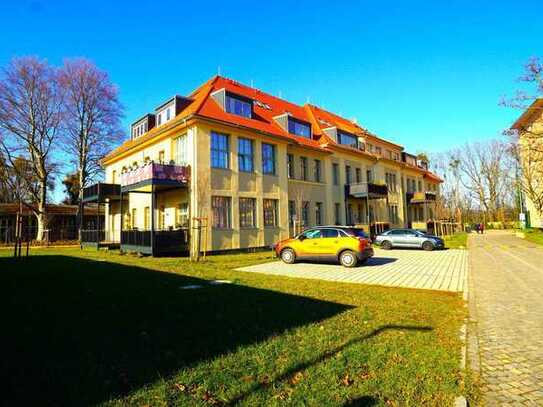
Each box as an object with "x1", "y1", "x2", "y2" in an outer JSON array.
[
  {"x1": 523, "y1": 228, "x2": 543, "y2": 246},
  {"x1": 443, "y1": 232, "x2": 468, "y2": 249},
  {"x1": 0, "y1": 247, "x2": 475, "y2": 406}
]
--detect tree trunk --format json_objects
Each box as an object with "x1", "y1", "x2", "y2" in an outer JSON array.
[
  {"x1": 35, "y1": 178, "x2": 48, "y2": 241},
  {"x1": 77, "y1": 167, "x2": 85, "y2": 242}
]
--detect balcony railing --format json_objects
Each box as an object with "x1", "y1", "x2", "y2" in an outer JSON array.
[
  {"x1": 407, "y1": 191, "x2": 437, "y2": 204},
  {"x1": 121, "y1": 163, "x2": 190, "y2": 188},
  {"x1": 82, "y1": 183, "x2": 121, "y2": 202},
  {"x1": 346, "y1": 182, "x2": 388, "y2": 199},
  {"x1": 121, "y1": 228, "x2": 189, "y2": 255}
]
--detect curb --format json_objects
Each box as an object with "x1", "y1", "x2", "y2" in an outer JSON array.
[{"x1": 454, "y1": 250, "x2": 469, "y2": 407}]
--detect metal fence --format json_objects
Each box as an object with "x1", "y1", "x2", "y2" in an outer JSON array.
[{"x1": 0, "y1": 226, "x2": 80, "y2": 244}]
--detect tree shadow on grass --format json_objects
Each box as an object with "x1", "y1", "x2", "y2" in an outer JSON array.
[
  {"x1": 226, "y1": 324, "x2": 432, "y2": 405},
  {"x1": 0, "y1": 255, "x2": 352, "y2": 406}
]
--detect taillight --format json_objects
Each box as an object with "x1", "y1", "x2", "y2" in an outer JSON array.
[{"x1": 356, "y1": 236, "x2": 370, "y2": 249}]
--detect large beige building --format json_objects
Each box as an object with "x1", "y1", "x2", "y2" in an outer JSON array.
[
  {"x1": 82, "y1": 76, "x2": 442, "y2": 256},
  {"x1": 511, "y1": 98, "x2": 543, "y2": 229}
]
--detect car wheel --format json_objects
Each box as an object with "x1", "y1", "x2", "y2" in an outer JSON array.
[
  {"x1": 280, "y1": 248, "x2": 296, "y2": 264},
  {"x1": 339, "y1": 250, "x2": 358, "y2": 268},
  {"x1": 422, "y1": 241, "x2": 434, "y2": 251},
  {"x1": 381, "y1": 240, "x2": 392, "y2": 250}
]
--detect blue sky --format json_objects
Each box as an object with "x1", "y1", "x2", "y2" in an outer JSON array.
[{"x1": 1, "y1": 1, "x2": 541, "y2": 157}]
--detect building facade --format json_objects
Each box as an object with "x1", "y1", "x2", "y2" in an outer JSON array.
[
  {"x1": 84, "y1": 76, "x2": 442, "y2": 255},
  {"x1": 511, "y1": 98, "x2": 543, "y2": 229}
]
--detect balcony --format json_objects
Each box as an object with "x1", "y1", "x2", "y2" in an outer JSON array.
[
  {"x1": 407, "y1": 191, "x2": 437, "y2": 204},
  {"x1": 345, "y1": 182, "x2": 388, "y2": 199},
  {"x1": 121, "y1": 228, "x2": 189, "y2": 256},
  {"x1": 121, "y1": 162, "x2": 190, "y2": 192},
  {"x1": 82, "y1": 183, "x2": 121, "y2": 203},
  {"x1": 80, "y1": 229, "x2": 120, "y2": 249}
]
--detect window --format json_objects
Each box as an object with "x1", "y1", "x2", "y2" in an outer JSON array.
[
  {"x1": 262, "y1": 143, "x2": 276, "y2": 175},
  {"x1": 345, "y1": 165, "x2": 352, "y2": 184},
  {"x1": 288, "y1": 200, "x2": 296, "y2": 226},
  {"x1": 263, "y1": 199, "x2": 278, "y2": 227},
  {"x1": 175, "y1": 134, "x2": 189, "y2": 165},
  {"x1": 334, "y1": 203, "x2": 341, "y2": 225},
  {"x1": 301, "y1": 201, "x2": 309, "y2": 227},
  {"x1": 166, "y1": 107, "x2": 171, "y2": 121},
  {"x1": 366, "y1": 169, "x2": 374, "y2": 183},
  {"x1": 301, "y1": 229, "x2": 322, "y2": 239},
  {"x1": 158, "y1": 205, "x2": 165, "y2": 229},
  {"x1": 288, "y1": 118, "x2": 311, "y2": 138},
  {"x1": 238, "y1": 138, "x2": 254, "y2": 172},
  {"x1": 357, "y1": 204, "x2": 363, "y2": 223},
  {"x1": 347, "y1": 204, "x2": 353, "y2": 225},
  {"x1": 332, "y1": 163, "x2": 339, "y2": 185},
  {"x1": 211, "y1": 132, "x2": 229, "y2": 169},
  {"x1": 158, "y1": 150, "x2": 165, "y2": 164},
  {"x1": 338, "y1": 131, "x2": 358, "y2": 148},
  {"x1": 314, "y1": 159, "x2": 322, "y2": 182},
  {"x1": 355, "y1": 168, "x2": 361, "y2": 183},
  {"x1": 225, "y1": 93, "x2": 252, "y2": 118},
  {"x1": 386, "y1": 172, "x2": 397, "y2": 193},
  {"x1": 388, "y1": 205, "x2": 399, "y2": 224},
  {"x1": 212, "y1": 196, "x2": 231, "y2": 228},
  {"x1": 300, "y1": 157, "x2": 308, "y2": 180},
  {"x1": 144, "y1": 207, "x2": 150, "y2": 230},
  {"x1": 239, "y1": 198, "x2": 256, "y2": 227},
  {"x1": 287, "y1": 154, "x2": 294, "y2": 178},
  {"x1": 418, "y1": 180, "x2": 422, "y2": 192},
  {"x1": 111, "y1": 170, "x2": 116, "y2": 184},
  {"x1": 315, "y1": 202, "x2": 323, "y2": 225},
  {"x1": 375, "y1": 146, "x2": 382, "y2": 156},
  {"x1": 176, "y1": 203, "x2": 189, "y2": 227},
  {"x1": 322, "y1": 228, "x2": 340, "y2": 238},
  {"x1": 131, "y1": 208, "x2": 137, "y2": 229},
  {"x1": 157, "y1": 114, "x2": 162, "y2": 126}
]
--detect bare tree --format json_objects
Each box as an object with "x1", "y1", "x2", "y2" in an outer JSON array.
[
  {"x1": 58, "y1": 58, "x2": 124, "y2": 233},
  {"x1": 0, "y1": 57, "x2": 63, "y2": 240},
  {"x1": 502, "y1": 56, "x2": 543, "y2": 222},
  {"x1": 451, "y1": 140, "x2": 513, "y2": 222}
]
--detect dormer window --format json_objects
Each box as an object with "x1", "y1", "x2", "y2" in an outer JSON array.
[
  {"x1": 288, "y1": 118, "x2": 311, "y2": 138},
  {"x1": 337, "y1": 131, "x2": 358, "y2": 148},
  {"x1": 225, "y1": 93, "x2": 252, "y2": 118}
]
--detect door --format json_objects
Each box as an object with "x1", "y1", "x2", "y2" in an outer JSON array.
[
  {"x1": 294, "y1": 229, "x2": 322, "y2": 257},
  {"x1": 387, "y1": 229, "x2": 408, "y2": 247},
  {"x1": 315, "y1": 228, "x2": 341, "y2": 257},
  {"x1": 403, "y1": 230, "x2": 422, "y2": 247}
]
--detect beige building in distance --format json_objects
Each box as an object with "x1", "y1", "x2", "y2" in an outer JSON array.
[
  {"x1": 82, "y1": 76, "x2": 442, "y2": 256},
  {"x1": 511, "y1": 98, "x2": 543, "y2": 228}
]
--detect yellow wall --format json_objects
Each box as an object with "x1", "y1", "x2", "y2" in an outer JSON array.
[{"x1": 103, "y1": 118, "x2": 442, "y2": 252}]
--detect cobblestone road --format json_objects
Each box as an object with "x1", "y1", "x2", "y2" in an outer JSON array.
[{"x1": 469, "y1": 231, "x2": 543, "y2": 405}]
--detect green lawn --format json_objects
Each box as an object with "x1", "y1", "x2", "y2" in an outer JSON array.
[
  {"x1": 523, "y1": 228, "x2": 543, "y2": 246},
  {"x1": 1, "y1": 247, "x2": 475, "y2": 406},
  {"x1": 443, "y1": 232, "x2": 468, "y2": 249}
]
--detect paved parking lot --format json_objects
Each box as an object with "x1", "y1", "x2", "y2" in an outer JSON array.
[{"x1": 237, "y1": 248, "x2": 468, "y2": 292}]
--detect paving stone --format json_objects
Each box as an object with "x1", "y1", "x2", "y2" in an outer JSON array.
[
  {"x1": 237, "y1": 247, "x2": 468, "y2": 292},
  {"x1": 469, "y1": 231, "x2": 543, "y2": 405}
]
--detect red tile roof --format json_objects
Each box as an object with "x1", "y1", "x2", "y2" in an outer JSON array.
[{"x1": 102, "y1": 75, "x2": 441, "y2": 183}]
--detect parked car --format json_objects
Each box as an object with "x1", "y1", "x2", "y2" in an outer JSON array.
[
  {"x1": 273, "y1": 226, "x2": 374, "y2": 267},
  {"x1": 374, "y1": 228, "x2": 444, "y2": 251}
]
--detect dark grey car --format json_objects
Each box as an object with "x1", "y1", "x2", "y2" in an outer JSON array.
[{"x1": 374, "y1": 229, "x2": 444, "y2": 251}]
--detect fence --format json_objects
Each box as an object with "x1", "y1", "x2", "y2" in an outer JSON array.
[{"x1": 0, "y1": 225, "x2": 80, "y2": 245}]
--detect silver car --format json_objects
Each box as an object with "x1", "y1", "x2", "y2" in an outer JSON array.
[{"x1": 374, "y1": 229, "x2": 444, "y2": 251}]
